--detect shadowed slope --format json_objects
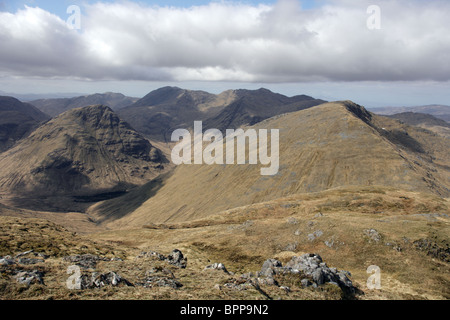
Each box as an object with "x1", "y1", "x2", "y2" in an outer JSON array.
[{"x1": 0, "y1": 96, "x2": 50, "y2": 152}]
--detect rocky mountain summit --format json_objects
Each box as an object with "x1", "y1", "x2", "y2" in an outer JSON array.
[{"x1": 0, "y1": 105, "x2": 167, "y2": 200}]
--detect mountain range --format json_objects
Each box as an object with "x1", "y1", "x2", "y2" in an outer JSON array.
[
  {"x1": 0, "y1": 87, "x2": 448, "y2": 300},
  {"x1": 89, "y1": 101, "x2": 450, "y2": 227},
  {"x1": 117, "y1": 87, "x2": 326, "y2": 142}
]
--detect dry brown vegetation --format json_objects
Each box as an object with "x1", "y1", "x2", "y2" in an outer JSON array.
[{"x1": 2, "y1": 186, "x2": 448, "y2": 300}]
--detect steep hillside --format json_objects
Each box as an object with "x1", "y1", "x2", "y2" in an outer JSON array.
[
  {"x1": 30, "y1": 92, "x2": 138, "y2": 117},
  {"x1": 0, "y1": 96, "x2": 50, "y2": 152},
  {"x1": 0, "y1": 105, "x2": 167, "y2": 203},
  {"x1": 90, "y1": 101, "x2": 450, "y2": 227},
  {"x1": 118, "y1": 87, "x2": 325, "y2": 142}
]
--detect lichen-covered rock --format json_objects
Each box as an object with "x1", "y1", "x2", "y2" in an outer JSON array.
[
  {"x1": 14, "y1": 270, "x2": 45, "y2": 286},
  {"x1": 137, "y1": 249, "x2": 187, "y2": 268},
  {"x1": 260, "y1": 259, "x2": 282, "y2": 278},
  {"x1": 90, "y1": 271, "x2": 133, "y2": 288},
  {"x1": 364, "y1": 229, "x2": 382, "y2": 243},
  {"x1": 166, "y1": 249, "x2": 187, "y2": 268},
  {"x1": 0, "y1": 257, "x2": 15, "y2": 266},
  {"x1": 204, "y1": 263, "x2": 229, "y2": 274},
  {"x1": 63, "y1": 254, "x2": 107, "y2": 269},
  {"x1": 257, "y1": 253, "x2": 356, "y2": 294}
]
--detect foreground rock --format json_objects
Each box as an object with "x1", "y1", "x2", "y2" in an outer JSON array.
[
  {"x1": 14, "y1": 270, "x2": 45, "y2": 286},
  {"x1": 63, "y1": 254, "x2": 109, "y2": 269},
  {"x1": 1, "y1": 250, "x2": 47, "y2": 266},
  {"x1": 167, "y1": 249, "x2": 188, "y2": 269},
  {"x1": 67, "y1": 269, "x2": 133, "y2": 290},
  {"x1": 204, "y1": 263, "x2": 229, "y2": 274},
  {"x1": 224, "y1": 253, "x2": 356, "y2": 296},
  {"x1": 284, "y1": 253, "x2": 354, "y2": 292}
]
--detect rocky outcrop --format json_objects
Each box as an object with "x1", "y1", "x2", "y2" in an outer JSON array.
[
  {"x1": 1, "y1": 248, "x2": 356, "y2": 298},
  {"x1": 224, "y1": 253, "x2": 356, "y2": 296},
  {"x1": 204, "y1": 263, "x2": 229, "y2": 274},
  {"x1": 63, "y1": 254, "x2": 110, "y2": 269},
  {"x1": 284, "y1": 254, "x2": 354, "y2": 292},
  {"x1": 364, "y1": 229, "x2": 382, "y2": 243},
  {"x1": 14, "y1": 270, "x2": 45, "y2": 286},
  {"x1": 0, "y1": 250, "x2": 46, "y2": 266},
  {"x1": 68, "y1": 270, "x2": 133, "y2": 290},
  {"x1": 413, "y1": 238, "x2": 450, "y2": 262},
  {"x1": 137, "y1": 249, "x2": 187, "y2": 269},
  {"x1": 136, "y1": 267, "x2": 182, "y2": 289},
  {"x1": 166, "y1": 249, "x2": 187, "y2": 269}
]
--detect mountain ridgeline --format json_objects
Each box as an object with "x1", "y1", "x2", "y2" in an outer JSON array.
[{"x1": 117, "y1": 87, "x2": 326, "y2": 142}]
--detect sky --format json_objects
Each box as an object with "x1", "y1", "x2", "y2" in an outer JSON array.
[{"x1": 0, "y1": 0, "x2": 449, "y2": 107}]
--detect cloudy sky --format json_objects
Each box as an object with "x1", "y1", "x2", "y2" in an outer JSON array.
[{"x1": 0, "y1": 0, "x2": 449, "y2": 107}]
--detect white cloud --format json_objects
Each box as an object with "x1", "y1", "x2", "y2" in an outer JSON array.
[{"x1": 0, "y1": 0, "x2": 449, "y2": 82}]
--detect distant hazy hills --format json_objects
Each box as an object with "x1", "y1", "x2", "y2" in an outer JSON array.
[
  {"x1": 370, "y1": 105, "x2": 450, "y2": 123},
  {"x1": 386, "y1": 112, "x2": 450, "y2": 138},
  {"x1": 90, "y1": 101, "x2": 450, "y2": 227},
  {"x1": 0, "y1": 96, "x2": 50, "y2": 152},
  {"x1": 0, "y1": 105, "x2": 166, "y2": 200},
  {"x1": 117, "y1": 87, "x2": 326, "y2": 142},
  {"x1": 30, "y1": 92, "x2": 139, "y2": 117}
]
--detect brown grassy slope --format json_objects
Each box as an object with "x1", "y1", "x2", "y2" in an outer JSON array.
[
  {"x1": 1, "y1": 188, "x2": 448, "y2": 300},
  {"x1": 90, "y1": 187, "x2": 449, "y2": 300},
  {"x1": 90, "y1": 101, "x2": 450, "y2": 227}
]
